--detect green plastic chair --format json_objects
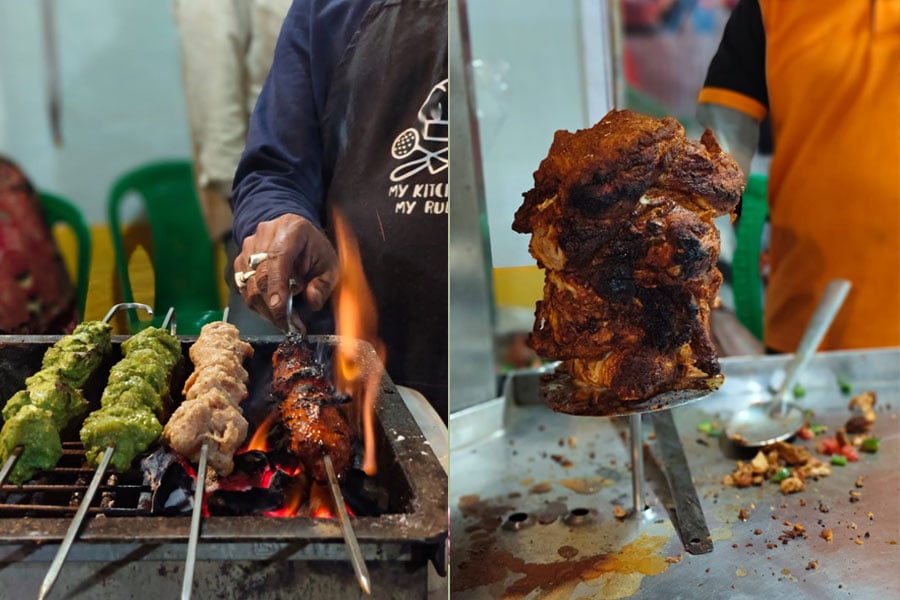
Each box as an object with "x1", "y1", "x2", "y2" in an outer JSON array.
[
  {"x1": 107, "y1": 160, "x2": 222, "y2": 334},
  {"x1": 38, "y1": 191, "x2": 92, "y2": 320},
  {"x1": 731, "y1": 174, "x2": 769, "y2": 341}
]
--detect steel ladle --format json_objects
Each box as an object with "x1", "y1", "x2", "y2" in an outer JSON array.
[{"x1": 725, "y1": 278, "x2": 851, "y2": 447}]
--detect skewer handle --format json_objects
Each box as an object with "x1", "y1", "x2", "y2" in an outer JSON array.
[
  {"x1": 181, "y1": 441, "x2": 209, "y2": 600},
  {"x1": 324, "y1": 455, "x2": 371, "y2": 595},
  {"x1": 38, "y1": 444, "x2": 115, "y2": 600}
]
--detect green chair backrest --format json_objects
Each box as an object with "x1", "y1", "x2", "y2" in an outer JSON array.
[
  {"x1": 731, "y1": 174, "x2": 769, "y2": 341},
  {"x1": 107, "y1": 160, "x2": 221, "y2": 334},
  {"x1": 38, "y1": 191, "x2": 91, "y2": 320}
]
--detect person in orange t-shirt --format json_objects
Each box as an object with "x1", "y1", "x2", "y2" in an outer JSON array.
[{"x1": 697, "y1": 0, "x2": 900, "y2": 352}]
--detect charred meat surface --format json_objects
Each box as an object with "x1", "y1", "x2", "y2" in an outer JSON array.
[
  {"x1": 163, "y1": 321, "x2": 253, "y2": 476},
  {"x1": 273, "y1": 334, "x2": 353, "y2": 484},
  {"x1": 513, "y1": 110, "x2": 743, "y2": 409}
]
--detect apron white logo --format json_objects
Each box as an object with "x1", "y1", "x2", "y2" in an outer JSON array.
[{"x1": 389, "y1": 79, "x2": 448, "y2": 182}]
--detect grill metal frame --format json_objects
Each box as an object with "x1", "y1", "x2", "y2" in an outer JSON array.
[{"x1": 0, "y1": 334, "x2": 447, "y2": 566}]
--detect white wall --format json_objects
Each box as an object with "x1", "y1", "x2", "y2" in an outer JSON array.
[
  {"x1": 467, "y1": 0, "x2": 610, "y2": 268},
  {"x1": 0, "y1": 0, "x2": 190, "y2": 224}
]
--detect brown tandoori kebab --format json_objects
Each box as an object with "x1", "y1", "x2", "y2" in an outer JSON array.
[
  {"x1": 513, "y1": 109, "x2": 744, "y2": 408},
  {"x1": 272, "y1": 334, "x2": 353, "y2": 484}
]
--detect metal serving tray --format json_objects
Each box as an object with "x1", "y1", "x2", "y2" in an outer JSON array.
[{"x1": 450, "y1": 348, "x2": 899, "y2": 599}]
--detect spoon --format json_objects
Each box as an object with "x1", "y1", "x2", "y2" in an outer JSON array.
[{"x1": 725, "y1": 278, "x2": 851, "y2": 447}]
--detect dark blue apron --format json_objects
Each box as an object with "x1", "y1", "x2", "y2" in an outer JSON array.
[{"x1": 321, "y1": 0, "x2": 448, "y2": 419}]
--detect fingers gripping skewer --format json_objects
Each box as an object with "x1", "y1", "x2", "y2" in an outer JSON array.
[
  {"x1": 324, "y1": 454, "x2": 371, "y2": 595},
  {"x1": 38, "y1": 444, "x2": 115, "y2": 600}
]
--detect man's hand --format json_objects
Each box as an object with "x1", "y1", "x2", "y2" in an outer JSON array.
[{"x1": 234, "y1": 214, "x2": 338, "y2": 332}]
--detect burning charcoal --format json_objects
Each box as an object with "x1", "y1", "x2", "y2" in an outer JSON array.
[
  {"x1": 207, "y1": 488, "x2": 285, "y2": 516},
  {"x1": 341, "y1": 468, "x2": 390, "y2": 517},
  {"x1": 141, "y1": 448, "x2": 195, "y2": 515},
  {"x1": 231, "y1": 450, "x2": 273, "y2": 478}
]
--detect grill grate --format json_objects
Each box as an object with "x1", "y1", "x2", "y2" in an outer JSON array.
[{"x1": 0, "y1": 442, "x2": 147, "y2": 517}]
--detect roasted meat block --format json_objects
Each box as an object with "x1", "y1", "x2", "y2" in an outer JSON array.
[{"x1": 513, "y1": 110, "x2": 743, "y2": 409}]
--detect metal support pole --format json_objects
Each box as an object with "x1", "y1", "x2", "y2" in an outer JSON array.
[{"x1": 629, "y1": 413, "x2": 644, "y2": 514}]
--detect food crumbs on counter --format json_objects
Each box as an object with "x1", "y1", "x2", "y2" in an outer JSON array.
[
  {"x1": 849, "y1": 491, "x2": 861, "y2": 503},
  {"x1": 665, "y1": 553, "x2": 683, "y2": 564},
  {"x1": 754, "y1": 529, "x2": 763, "y2": 535},
  {"x1": 855, "y1": 476, "x2": 865, "y2": 488},
  {"x1": 821, "y1": 529, "x2": 833, "y2": 542},
  {"x1": 550, "y1": 454, "x2": 574, "y2": 468},
  {"x1": 866, "y1": 511, "x2": 874, "y2": 520},
  {"x1": 612, "y1": 505, "x2": 627, "y2": 520},
  {"x1": 567, "y1": 436, "x2": 577, "y2": 448},
  {"x1": 529, "y1": 482, "x2": 553, "y2": 494},
  {"x1": 837, "y1": 374, "x2": 853, "y2": 394},
  {"x1": 736, "y1": 568, "x2": 747, "y2": 577},
  {"x1": 738, "y1": 508, "x2": 750, "y2": 521},
  {"x1": 855, "y1": 537, "x2": 864, "y2": 546},
  {"x1": 818, "y1": 501, "x2": 831, "y2": 513}
]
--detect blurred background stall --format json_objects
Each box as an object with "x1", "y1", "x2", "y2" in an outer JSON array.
[{"x1": 0, "y1": 0, "x2": 225, "y2": 332}]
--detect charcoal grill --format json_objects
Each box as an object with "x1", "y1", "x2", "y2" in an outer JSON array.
[{"x1": 0, "y1": 334, "x2": 447, "y2": 599}]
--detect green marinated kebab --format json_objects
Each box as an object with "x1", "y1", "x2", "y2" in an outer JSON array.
[
  {"x1": 0, "y1": 321, "x2": 112, "y2": 485},
  {"x1": 80, "y1": 326, "x2": 182, "y2": 472}
]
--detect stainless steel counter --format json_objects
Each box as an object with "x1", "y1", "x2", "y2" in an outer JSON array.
[{"x1": 449, "y1": 348, "x2": 900, "y2": 599}]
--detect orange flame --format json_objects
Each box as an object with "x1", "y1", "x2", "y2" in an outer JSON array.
[
  {"x1": 266, "y1": 482, "x2": 304, "y2": 518},
  {"x1": 309, "y1": 483, "x2": 334, "y2": 519},
  {"x1": 264, "y1": 467, "x2": 308, "y2": 518},
  {"x1": 332, "y1": 209, "x2": 385, "y2": 476},
  {"x1": 242, "y1": 410, "x2": 279, "y2": 453}
]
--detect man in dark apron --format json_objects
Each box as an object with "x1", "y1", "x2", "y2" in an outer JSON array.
[{"x1": 230, "y1": 0, "x2": 448, "y2": 421}]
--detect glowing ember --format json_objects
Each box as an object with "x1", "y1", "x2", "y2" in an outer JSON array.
[
  {"x1": 265, "y1": 481, "x2": 304, "y2": 518},
  {"x1": 309, "y1": 483, "x2": 334, "y2": 519},
  {"x1": 332, "y1": 209, "x2": 386, "y2": 476}
]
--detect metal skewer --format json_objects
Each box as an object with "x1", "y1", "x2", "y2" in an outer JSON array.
[
  {"x1": 0, "y1": 446, "x2": 23, "y2": 487},
  {"x1": 38, "y1": 444, "x2": 115, "y2": 600},
  {"x1": 181, "y1": 306, "x2": 227, "y2": 600},
  {"x1": 323, "y1": 454, "x2": 371, "y2": 595},
  {"x1": 181, "y1": 440, "x2": 208, "y2": 600}
]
